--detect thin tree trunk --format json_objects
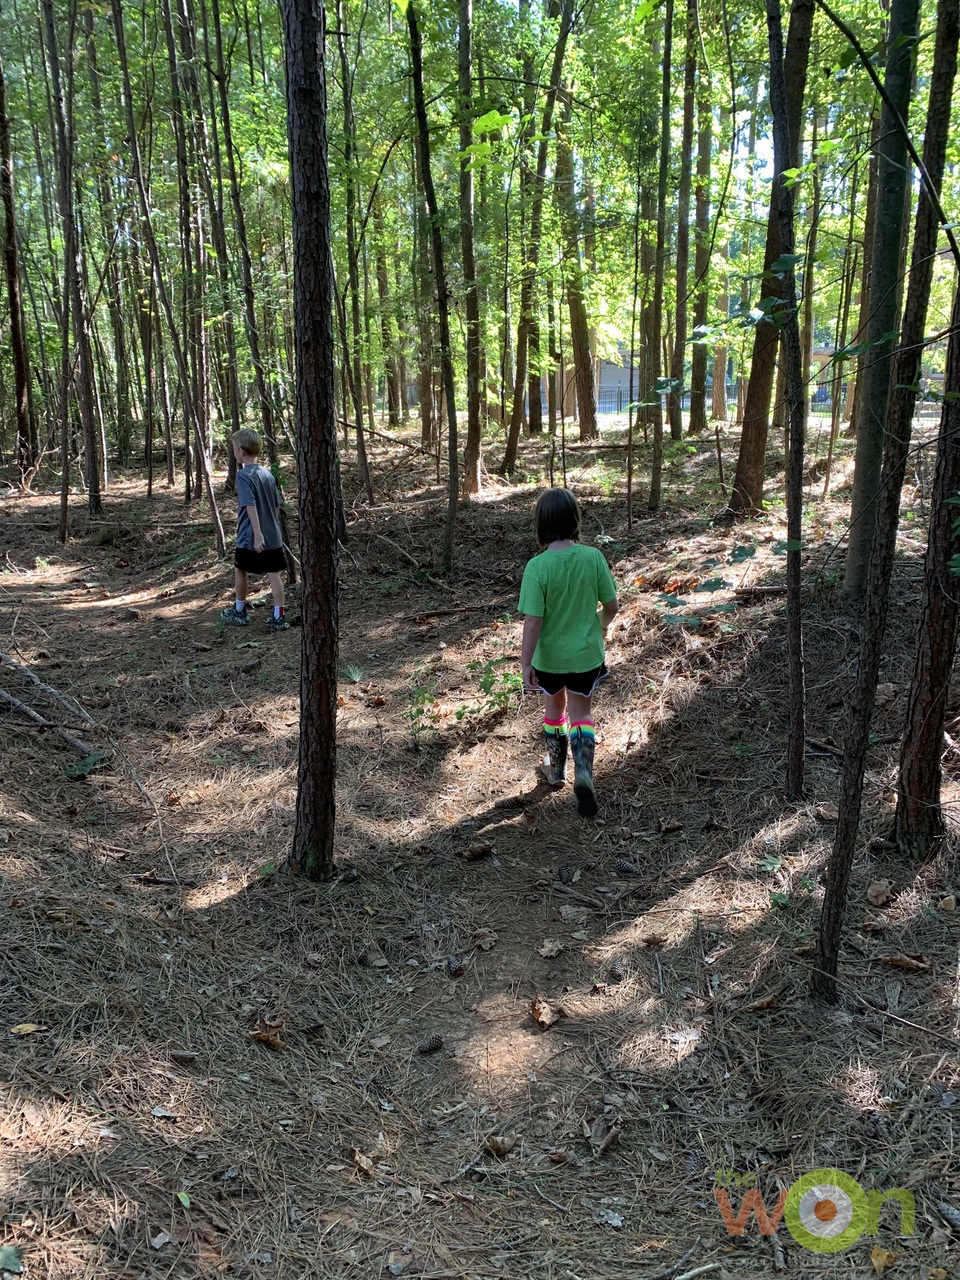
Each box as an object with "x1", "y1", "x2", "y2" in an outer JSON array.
[
  {"x1": 459, "y1": 0, "x2": 482, "y2": 494},
  {"x1": 668, "y1": 0, "x2": 698, "y2": 441},
  {"x1": 0, "y1": 43, "x2": 35, "y2": 481},
  {"x1": 408, "y1": 1, "x2": 459, "y2": 571},
  {"x1": 648, "y1": 0, "x2": 673, "y2": 510},
  {"x1": 843, "y1": 0, "x2": 921, "y2": 599},
  {"x1": 688, "y1": 28, "x2": 712, "y2": 438},
  {"x1": 555, "y1": 96, "x2": 597, "y2": 444},
  {"x1": 766, "y1": 0, "x2": 807, "y2": 801},
  {"x1": 726, "y1": 0, "x2": 814, "y2": 514},
  {"x1": 813, "y1": 0, "x2": 956, "y2": 999},
  {"x1": 500, "y1": 0, "x2": 572, "y2": 475},
  {"x1": 281, "y1": 0, "x2": 339, "y2": 882},
  {"x1": 111, "y1": 0, "x2": 225, "y2": 554}
]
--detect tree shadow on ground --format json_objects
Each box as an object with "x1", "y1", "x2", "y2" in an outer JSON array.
[{"x1": 1, "y1": 468, "x2": 959, "y2": 1278}]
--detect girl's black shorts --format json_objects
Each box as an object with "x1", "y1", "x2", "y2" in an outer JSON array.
[
  {"x1": 234, "y1": 545, "x2": 286, "y2": 573},
  {"x1": 533, "y1": 664, "x2": 609, "y2": 697}
]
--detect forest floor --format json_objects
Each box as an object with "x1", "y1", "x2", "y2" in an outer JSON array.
[{"x1": 0, "y1": 414, "x2": 958, "y2": 1280}]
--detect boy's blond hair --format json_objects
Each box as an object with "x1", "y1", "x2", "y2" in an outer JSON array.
[{"x1": 231, "y1": 428, "x2": 263, "y2": 457}]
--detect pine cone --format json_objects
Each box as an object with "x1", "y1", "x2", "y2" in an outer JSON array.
[
  {"x1": 447, "y1": 955, "x2": 465, "y2": 977},
  {"x1": 416, "y1": 1033, "x2": 444, "y2": 1054},
  {"x1": 608, "y1": 958, "x2": 626, "y2": 983},
  {"x1": 616, "y1": 858, "x2": 641, "y2": 876}
]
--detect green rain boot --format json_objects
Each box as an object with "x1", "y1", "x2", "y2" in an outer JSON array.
[
  {"x1": 570, "y1": 724, "x2": 598, "y2": 817},
  {"x1": 541, "y1": 725, "x2": 568, "y2": 788}
]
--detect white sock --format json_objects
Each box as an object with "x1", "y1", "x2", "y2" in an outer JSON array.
[
  {"x1": 274, "y1": 606, "x2": 284, "y2": 619},
  {"x1": 235, "y1": 599, "x2": 245, "y2": 612}
]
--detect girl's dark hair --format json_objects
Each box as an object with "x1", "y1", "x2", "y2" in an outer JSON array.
[{"x1": 535, "y1": 487, "x2": 581, "y2": 546}]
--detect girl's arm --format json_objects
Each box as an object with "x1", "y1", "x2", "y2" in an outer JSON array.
[
  {"x1": 600, "y1": 596, "x2": 619, "y2": 636},
  {"x1": 521, "y1": 614, "x2": 543, "y2": 691}
]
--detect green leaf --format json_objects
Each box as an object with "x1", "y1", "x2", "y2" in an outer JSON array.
[
  {"x1": 0, "y1": 1246, "x2": 23, "y2": 1274},
  {"x1": 393, "y1": 0, "x2": 410, "y2": 13},
  {"x1": 772, "y1": 539, "x2": 803, "y2": 554},
  {"x1": 66, "y1": 751, "x2": 107, "y2": 780},
  {"x1": 662, "y1": 613, "x2": 702, "y2": 626},
  {"x1": 699, "y1": 601, "x2": 738, "y2": 614},
  {"x1": 177, "y1": 1191, "x2": 191, "y2": 1209},
  {"x1": 258, "y1": 862, "x2": 276, "y2": 876},
  {"x1": 657, "y1": 593, "x2": 688, "y2": 606},
  {"x1": 769, "y1": 252, "x2": 802, "y2": 275},
  {"x1": 759, "y1": 853, "x2": 783, "y2": 872},
  {"x1": 472, "y1": 109, "x2": 512, "y2": 134},
  {"x1": 730, "y1": 544, "x2": 757, "y2": 562},
  {"x1": 694, "y1": 577, "x2": 731, "y2": 592}
]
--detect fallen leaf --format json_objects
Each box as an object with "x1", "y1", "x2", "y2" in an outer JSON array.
[
  {"x1": 10, "y1": 1023, "x2": 47, "y2": 1036},
  {"x1": 816, "y1": 802, "x2": 839, "y2": 822},
  {"x1": 364, "y1": 945, "x2": 389, "y2": 968},
  {"x1": 867, "y1": 879, "x2": 894, "y2": 907},
  {"x1": 249, "y1": 1014, "x2": 287, "y2": 1049},
  {"x1": 938, "y1": 895, "x2": 956, "y2": 912},
  {"x1": 538, "y1": 938, "x2": 564, "y2": 959},
  {"x1": 593, "y1": 1207, "x2": 625, "y2": 1228},
  {"x1": 150, "y1": 1106, "x2": 178, "y2": 1121},
  {"x1": 150, "y1": 1232, "x2": 173, "y2": 1250},
  {"x1": 875, "y1": 683, "x2": 896, "y2": 705},
  {"x1": 176, "y1": 1191, "x2": 191, "y2": 1209},
  {"x1": 474, "y1": 928, "x2": 498, "y2": 951},
  {"x1": 559, "y1": 904, "x2": 589, "y2": 923},
  {"x1": 927, "y1": 1269, "x2": 948, "y2": 1279},
  {"x1": 348, "y1": 1147, "x2": 377, "y2": 1178},
  {"x1": 881, "y1": 953, "x2": 930, "y2": 973},
  {"x1": 741, "y1": 994, "x2": 779, "y2": 1012},
  {"x1": 369, "y1": 1034, "x2": 392, "y2": 1049},
  {"x1": 658, "y1": 817, "x2": 683, "y2": 833},
  {"x1": 640, "y1": 933, "x2": 667, "y2": 948},
  {"x1": 588, "y1": 1116, "x2": 622, "y2": 1156},
  {"x1": 463, "y1": 840, "x2": 493, "y2": 862},
  {"x1": 870, "y1": 1245, "x2": 896, "y2": 1275},
  {"x1": 304, "y1": 952, "x2": 324, "y2": 968},
  {"x1": 169, "y1": 1050, "x2": 197, "y2": 1065},
  {"x1": 484, "y1": 1132, "x2": 517, "y2": 1157},
  {"x1": 531, "y1": 994, "x2": 561, "y2": 1028}
]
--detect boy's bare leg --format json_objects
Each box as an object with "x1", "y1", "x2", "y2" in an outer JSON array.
[
  {"x1": 234, "y1": 567, "x2": 249, "y2": 606},
  {"x1": 266, "y1": 571, "x2": 285, "y2": 611}
]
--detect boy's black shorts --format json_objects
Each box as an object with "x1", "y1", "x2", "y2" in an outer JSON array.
[
  {"x1": 533, "y1": 664, "x2": 609, "y2": 697},
  {"x1": 235, "y1": 545, "x2": 286, "y2": 573}
]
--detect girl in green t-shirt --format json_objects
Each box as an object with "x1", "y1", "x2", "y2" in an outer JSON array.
[{"x1": 519, "y1": 488, "x2": 619, "y2": 817}]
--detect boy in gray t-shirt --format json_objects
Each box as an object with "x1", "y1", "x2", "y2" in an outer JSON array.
[{"x1": 219, "y1": 428, "x2": 290, "y2": 631}]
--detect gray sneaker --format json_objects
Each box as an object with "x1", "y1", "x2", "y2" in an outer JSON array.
[
  {"x1": 219, "y1": 605, "x2": 250, "y2": 626},
  {"x1": 267, "y1": 613, "x2": 290, "y2": 632}
]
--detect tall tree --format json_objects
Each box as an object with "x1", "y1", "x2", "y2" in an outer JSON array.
[
  {"x1": 688, "y1": 26, "x2": 712, "y2": 438},
  {"x1": 647, "y1": 0, "x2": 673, "y2": 511},
  {"x1": 667, "y1": 0, "x2": 698, "y2": 441},
  {"x1": 459, "y1": 0, "x2": 482, "y2": 495},
  {"x1": 282, "y1": 0, "x2": 339, "y2": 880},
  {"x1": 813, "y1": 0, "x2": 958, "y2": 999},
  {"x1": 407, "y1": 0, "x2": 459, "y2": 571},
  {"x1": 726, "y1": 0, "x2": 814, "y2": 515},
  {"x1": 500, "y1": 0, "x2": 572, "y2": 476},
  {"x1": 0, "y1": 42, "x2": 35, "y2": 480},
  {"x1": 842, "y1": 0, "x2": 922, "y2": 599}
]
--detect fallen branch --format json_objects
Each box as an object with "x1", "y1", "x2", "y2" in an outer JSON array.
[
  {"x1": 0, "y1": 650, "x2": 98, "y2": 725},
  {"x1": 642, "y1": 1239, "x2": 701, "y2": 1280},
  {"x1": 0, "y1": 688, "x2": 98, "y2": 756}
]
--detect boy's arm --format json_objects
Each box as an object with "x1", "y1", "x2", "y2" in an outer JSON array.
[
  {"x1": 521, "y1": 614, "x2": 543, "y2": 691},
  {"x1": 246, "y1": 505, "x2": 265, "y2": 553}
]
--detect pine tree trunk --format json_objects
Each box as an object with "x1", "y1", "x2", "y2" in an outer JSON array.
[
  {"x1": 281, "y1": 0, "x2": 339, "y2": 882},
  {"x1": 0, "y1": 44, "x2": 35, "y2": 481},
  {"x1": 726, "y1": 0, "x2": 814, "y2": 514},
  {"x1": 688, "y1": 37, "x2": 712, "y2": 437},
  {"x1": 648, "y1": 0, "x2": 673, "y2": 510},
  {"x1": 555, "y1": 97, "x2": 596, "y2": 444},
  {"x1": 813, "y1": 0, "x2": 956, "y2": 998},
  {"x1": 843, "y1": 0, "x2": 921, "y2": 599},
  {"x1": 459, "y1": 0, "x2": 482, "y2": 494},
  {"x1": 500, "y1": 0, "x2": 572, "y2": 475},
  {"x1": 408, "y1": 0, "x2": 459, "y2": 571},
  {"x1": 668, "y1": 0, "x2": 697, "y2": 441}
]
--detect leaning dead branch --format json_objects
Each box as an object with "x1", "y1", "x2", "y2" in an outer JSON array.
[{"x1": 0, "y1": 687, "x2": 98, "y2": 755}]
